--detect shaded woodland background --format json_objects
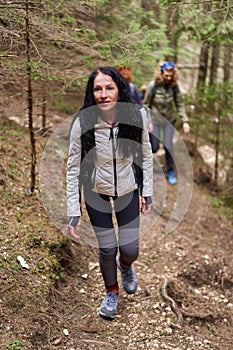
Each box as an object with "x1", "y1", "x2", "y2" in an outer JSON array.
[
  {"x1": 0, "y1": 0, "x2": 232, "y2": 199},
  {"x1": 1, "y1": 2, "x2": 233, "y2": 349}
]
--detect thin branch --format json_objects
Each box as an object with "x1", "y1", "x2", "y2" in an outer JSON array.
[
  {"x1": 170, "y1": 0, "x2": 223, "y2": 4},
  {"x1": 77, "y1": 339, "x2": 114, "y2": 348},
  {"x1": 0, "y1": 55, "x2": 17, "y2": 57},
  {"x1": 30, "y1": 37, "x2": 43, "y2": 61},
  {"x1": 223, "y1": 0, "x2": 231, "y2": 22},
  {"x1": 211, "y1": 5, "x2": 233, "y2": 15},
  {"x1": 0, "y1": 1, "x2": 41, "y2": 4},
  {"x1": 0, "y1": 5, "x2": 40, "y2": 9},
  {"x1": 1, "y1": 28, "x2": 22, "y2": 38},
  {"x1": 46, "y1": 38, "x2": 99, "y2": 44}
]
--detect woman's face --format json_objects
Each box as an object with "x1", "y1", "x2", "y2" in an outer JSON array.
[
  {"x1": 93, "y1": 72, "x2": 119, "y2": 114},
  {"x1": 162, "y1": 69, "x2": 174, "y2": 84}
]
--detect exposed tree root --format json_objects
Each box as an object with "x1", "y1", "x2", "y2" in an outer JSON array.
[
  {"x1": 161, "y1": 278, "x2": 184, "y2": 329},
  {"x1": 181, "y1": 304, "x2": 216, "y2": 321},
  {"x1": 161, "y1": 278, "x2": 217, "y2": 329}
]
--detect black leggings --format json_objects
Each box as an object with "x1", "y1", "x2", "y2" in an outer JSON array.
[{"x1": 84, "y1": 189, "x2": 140, "y2": 287}]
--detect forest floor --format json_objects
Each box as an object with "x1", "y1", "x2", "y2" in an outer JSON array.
[{"x1": 1, "y1": 115, "x2": 233, "y2": 350}]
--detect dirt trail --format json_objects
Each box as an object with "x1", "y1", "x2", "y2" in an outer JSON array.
[
  {"x1": 1, "y1": 117, "x2": 233, "y2": 350},
  {"x1": 37, "y1": 181, "x2": 233, "y2": 350}
]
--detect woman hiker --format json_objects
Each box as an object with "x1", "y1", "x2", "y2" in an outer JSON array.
[
  {"x1": 66, "y1": 67, "x2": 153, "y2": 319},
  {"x1": 116, "y1": 65, "x2": 141, "y2": 105},
  {"x1": 143, "y1": 61, "x2": 190, "y2": 185}
]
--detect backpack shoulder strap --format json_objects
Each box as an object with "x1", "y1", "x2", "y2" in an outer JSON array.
[
  {"x1": 149, "y1": 81, "x2": 157, "y2": 109},
  {"x1": 172, "y1": 85, "x2": 177, "y2": 101},
  {"x1": 79, "y1": 111, "x2": 96, "y2": 176},
  {"x1": 149, "y1": 83, "x2": 177, "y2": 108}
]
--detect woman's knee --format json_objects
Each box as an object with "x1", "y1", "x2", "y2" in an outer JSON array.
[
  {"x1": 99, "y1": 247, "x2": 117, "y2": 261},
  {"x1": 120, "y1": 242, "x2": 139, "y2": 264}
]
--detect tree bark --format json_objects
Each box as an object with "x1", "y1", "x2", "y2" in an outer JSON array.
[
  {"x1": 209, "y1": 42, "x2": 220, "y2": 85},
  {"x1": 197, "y1": 2, "x2": 211, "y2": 87},
  {"x1": 25, "y1": 1, "x2": 36, "y2": 194},
  {"x1": 197, "y1": 41, "x2": 209, "y2": 87},
  {"x1": 214, "y1": 108, "x2": 220, "y2": 186},
  {"x1": 223, "y1": 44, "x2": 232, "y2": 82},
  {"x1": 42, "y1": 83, "x2": 47, "y2": 131},
  {"x1": 165, "y1": 6, "x2": 179, "y2": 64}
]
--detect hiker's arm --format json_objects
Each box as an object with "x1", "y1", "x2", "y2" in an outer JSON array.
[
  {"x1": 142, "y1": 81, "x2": 154, "y2": 106},
  {"x1": 174, "y1": 85, "x2": 189, "y2": 124},
  {"x1": 141, "y1": 108, "x2": 153, "y2": 198},
  {"x1": 142, "y1": 82, "x2": 154, "y2": 132},
  {"x1": 66, "y1": 117, "x2": 82, "y2": 218}
]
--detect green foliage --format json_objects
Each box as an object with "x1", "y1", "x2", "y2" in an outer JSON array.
[
  {"x1": 212, "y1": 197, "x2": 222, "y2": 208},
  {"x1": 0, "y1": 0, "x2": 232, "y2": 99},
  {"x1": 95, "y1": 1, "x2": 168, "y2": 61},
  {"x1": 0, "y1": 0, "x2": 171, "y2": 94},
  {"x1": 159, "y1": 0, "x2": 233, "y2": 44},
  {"x1": 210, "y1": 193, "x2": 233, "y2": 221},
  {"x1": 186, "y1": 82, "x2": 233, "y2": 160},
  {"x1": 10, "y1": 340, "x2": 27, "y2": 350}
]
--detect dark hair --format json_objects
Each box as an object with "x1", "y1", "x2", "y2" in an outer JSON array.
[
  {"x1": 82, "y1": 66, "x2": 134, "y2": 108},
  {"x1": 74, "y1": 66, "x2": 143, "y2": 161}
]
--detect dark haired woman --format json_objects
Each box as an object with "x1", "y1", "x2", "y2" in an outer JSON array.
[
  {"x1": 144, "y1": 61, "x2": 190, "y2": 185},
  {"x1": 66, "y1": 67, "x2": 153, "y2": 319}
]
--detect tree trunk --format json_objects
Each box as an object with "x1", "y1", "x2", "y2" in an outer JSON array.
[
  {"x1": 197, "y1": 41, "x2": 209, "y2": 86},
  {"x1": 223, "y1": 44, "x2": 232, "y2": 82},
  {"x1": 226, "y1": 154, "x2": 233, "y2": 200},
  {"x1": 165, "y1": 6, "x2": 179, "y2": 64},
  {"x1": 214, "y1": 108, "x2": 220, "y2": 186},
  {"x1": 209, "y1": 42, "x2": 220, "y2": 85},
  {"x1": 42, "y1": 84, "x2": 47, "y2": 131},
  {"x1": 25, "y1": 1, "x2": 36, "y2": 194},
  {"x1": 197, "y1": 2, "x2": 211, "y2": 87},
  {"x1": 141, "y1": 0, "x2": 161, "y2": 25}
]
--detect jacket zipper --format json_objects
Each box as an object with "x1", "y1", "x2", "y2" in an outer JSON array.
[
  {"x1": 92, "y1": 167, "x2": 97, "y2": 189},
  {"x1": 110, "y1": 127, "x2": 118, "y2": 196}
]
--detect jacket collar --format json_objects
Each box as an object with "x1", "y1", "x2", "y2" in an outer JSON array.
[{"x1": 96, "y1": 116, "x2": 119, "y2": 127}]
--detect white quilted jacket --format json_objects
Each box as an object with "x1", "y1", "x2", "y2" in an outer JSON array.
[{"x1": 66, "y1": 107, "x2": 153, "y2": 217}]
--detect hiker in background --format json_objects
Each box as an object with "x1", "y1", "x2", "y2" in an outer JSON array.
[
  {"x1": 138, "y1": 83, "x2": 148, "y2": 104},
  {"x1": 143, "y1": 61, "x2": 190, "y2": 185},
  {"x1": 66, "y1": 67, "x2": 153, "y2": 320},
  {"x1": 116, "y1": 66, "x2": 141, "y2": 104}
]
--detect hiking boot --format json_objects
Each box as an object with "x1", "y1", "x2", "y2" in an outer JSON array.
[
  {"x1": 167, "y1": 170, "x2": 177, "y2": 185},
  {"x1": 99, "y1": 291, "x2": 119, "y2": 320},
  {"x1": 116, "y1": 256, "x2": 138, "y2": 294}
]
